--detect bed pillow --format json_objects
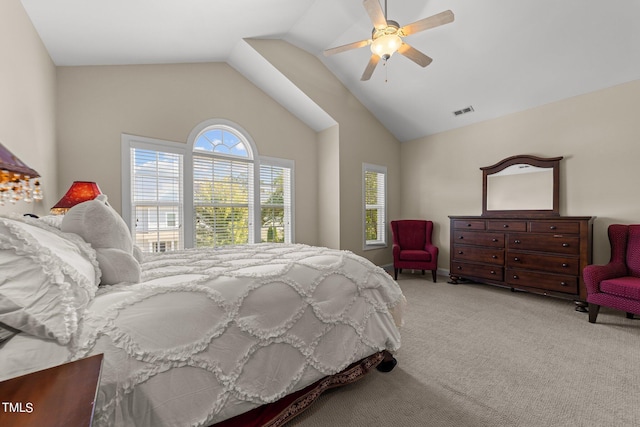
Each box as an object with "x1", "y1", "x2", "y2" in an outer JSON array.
[
  {"x1": 0, "y1": 216, "x2": 100, "y2": 345},
  {"x1": 61, "y1": 194, "x2": 141, "y2": 285}
]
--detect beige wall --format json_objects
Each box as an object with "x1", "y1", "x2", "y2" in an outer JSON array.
[
  {"x1": 317, "y1": 125, "x2": 340, "y2": 249},
  {"x1": 401, "y1": 79, "x2": 640, "y2": 269},
  {"x1": 56, "y1": 62, "x2": 319, "y2": 245},
  {"x1": 247, "y1": 39, "x2": 402, "y2": 264},
  {"x1": 0, "y1": 0, "x2": 57, "y2": 216}
]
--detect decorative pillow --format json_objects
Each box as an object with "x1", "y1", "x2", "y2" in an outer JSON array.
[
  {"x1": 0, "y1": 216, "x2": 100, "y2": 345},
  {"x1": 61, "y1": 194, "x2": 141, "y2": 285}
]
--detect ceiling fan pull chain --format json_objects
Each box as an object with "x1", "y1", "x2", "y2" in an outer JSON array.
[{"x1": 384, "y1": 58, "x2": 388, "y2": 83}]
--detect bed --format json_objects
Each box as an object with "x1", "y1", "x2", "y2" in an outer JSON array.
[{"x1": 0, "y1": 212, "x2": 405, "y2": 427}]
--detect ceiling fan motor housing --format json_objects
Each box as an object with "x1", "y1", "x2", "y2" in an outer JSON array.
[{"x1": 371, "y1": 20, "x2": 402, "y2": 59}]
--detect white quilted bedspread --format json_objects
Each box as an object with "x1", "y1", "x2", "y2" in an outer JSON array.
[{"x1": 66, "y1": 243, "x2": 406, "y2": 426}]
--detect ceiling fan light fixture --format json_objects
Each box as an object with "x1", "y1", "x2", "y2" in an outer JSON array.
[{"x1": 370, "y1": 33, "x2": 402, "y2": 60}]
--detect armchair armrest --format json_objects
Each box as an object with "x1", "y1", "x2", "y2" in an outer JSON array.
[
  {"x1": 392, "y1": 244, "x2": 401, "y2": 259},
  {"x1": 583, "y1": 262, "x2": 628, "y2": 294},
  {"x1": 424, "y1": 243, "x2": 439, "y2": 258}
]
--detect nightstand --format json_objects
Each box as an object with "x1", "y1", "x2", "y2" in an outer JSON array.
[{"x1": 0, "y1": 354, "x2": 103, "y2": 427}]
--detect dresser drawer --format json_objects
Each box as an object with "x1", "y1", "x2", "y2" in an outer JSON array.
[
  {"x1": 453, "y1": 231, "x2": 504, "y2": 247},
  {"x1": 453, "y1": 245, "x2": 504, "y2": 265},
  {"x1": 487, "y1": 220, "x2": 527, "y2": 232},
  {"x1": 506, "y1": 269, "x2": 578, "y2": 294},
  {"x1": 451, "y1": 261, "x2": 503, "y2": 281},
  {"x1": 506, "y1": 252, "x2": 579, "y2": 275},
  {"x1": 453, "y1": 220, "x2": 485, "y2": 230},
  {"x1": 508, "y1": 233, "x2": 580, "y2": 255},
  {"x1": 529, "y1": 221, "x2": 580, "y2": 234}
]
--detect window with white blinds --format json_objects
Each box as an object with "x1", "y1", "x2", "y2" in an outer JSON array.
[
  {"x1": 363, "y1": 163, "x2": 387, "y2": 249},
  {"x1": 192, "y1": 125, "x2": 255, "y2": 248},
  {"x1": 128, "y1": 143, "x2": 184, "y2": 253},
  {"x1": 259, "y1": 159, "x2": 293, "y2": 244},
  {"x1": 122, "y1": 122, "x2": 294, "y2": 253},
  {"x1": 193, "y1": 154, "x2": 253, "y2": 247}
]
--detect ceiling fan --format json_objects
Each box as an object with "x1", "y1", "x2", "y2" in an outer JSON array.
[{"x1": 323, "y1": 0, "x2": 454, "y2": 81}]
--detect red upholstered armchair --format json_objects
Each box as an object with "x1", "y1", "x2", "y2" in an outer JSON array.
[
  {"x1": 391, "y1": 220, "x2": 438, "y2": 282},
  {"x1": 583, "y1": 224, "x2": 640, "y2": 323}
]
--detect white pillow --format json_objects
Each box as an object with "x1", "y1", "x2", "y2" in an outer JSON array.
[
  {"x1": 0, "y1": 216, "x2": 101, "y2": 345},
  {"x1": 61, "y1": 194, "x2": 140, "y2": 285}
]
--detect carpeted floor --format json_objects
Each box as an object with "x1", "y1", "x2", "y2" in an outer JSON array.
[{"x1": 290, "y1": 274, "x2": 640, "y2": 426}]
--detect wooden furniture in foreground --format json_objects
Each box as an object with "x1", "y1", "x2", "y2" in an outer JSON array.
[
  {"x1": 0, "y1": 354, "x2": 103, "y2": 427},
  {"x1": 449, "y1": 215, "x2": 594, "y2": 309}
]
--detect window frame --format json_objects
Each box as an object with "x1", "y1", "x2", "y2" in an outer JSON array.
[
  {"x1": 187, "y1": 119, "x2": 259, "y2": 248},
  {"x1": 121, "y1": 133, "x2": 186, "y2": 252},
  {"x1": 122, "y1": 120, "x2": 295, "y2": 253},
  {"x1": 259, "y1": 156, "x2": 295, "y2": 244},
  {"x1": 362, "y1": 163, "x2": 387, "y2": 250}
]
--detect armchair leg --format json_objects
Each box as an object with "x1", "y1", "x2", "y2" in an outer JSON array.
[
  {"x1": 588, "y1": 304, "x2": 600, "y2": 323},
  {"x1": 394, "y1": 268, "x2": 398, "y2": 280},
  {"x1": 432, "y1": 270, "x2": 437, "y2": 282},
  {"x1": 626, "y1": 312, "x2": 635, "y2": 319}
]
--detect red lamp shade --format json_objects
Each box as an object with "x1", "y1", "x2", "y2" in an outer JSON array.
[{"x1": 50, "y1": 181, "x2": 102, "y2": 214}]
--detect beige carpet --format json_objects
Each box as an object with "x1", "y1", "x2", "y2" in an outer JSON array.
[{"x1": 290, "y1": 274, "x2": 640, "y2": 426}]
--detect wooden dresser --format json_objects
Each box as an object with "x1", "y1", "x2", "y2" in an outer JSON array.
[{"x1": 449, "y1": 216, "x2": 594, "y2": 308}]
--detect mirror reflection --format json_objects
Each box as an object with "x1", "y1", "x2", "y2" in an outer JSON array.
[{"x1": 486, "y1": 164, "x2": 553, "y2": 211}]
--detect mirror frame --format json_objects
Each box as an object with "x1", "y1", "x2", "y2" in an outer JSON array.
[{"x1": 481, "y1": 154, "x2": 563, "y2": 217}]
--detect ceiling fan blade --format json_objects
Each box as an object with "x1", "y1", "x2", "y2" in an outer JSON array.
[
  {"x1": 361, "y1": 54, "x2": 380, "y2": 81},
  {"x1": 323, "y1": 39, "x2": 371, "y2": 56},
  {"x1": 399, "y1": 10, "x2": 454, "y2": 37},
  {"x1": 363, "y1": 0, "x2": 387, "y2": 30},
  {"x1": 398, "y1": 43, "x2": 433, "y2": 67}
]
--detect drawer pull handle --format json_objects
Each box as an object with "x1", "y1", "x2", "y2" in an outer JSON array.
[
  {"x1": 503, "y1": 224, "x2": 509, "y2": 228},
  {"x1": 514, "y1": 240, "x2": 521, "y2": 244},
  {"x1": 459, "y1": 236, "x2": 464, "y2": 239},
  {"x1": 457, "y1": 266, "x2": 462, "y2": 270},
  {"x1": 562, "y1": 243, "x2": 569, "y2": 247},
  {"x1": 562, "y1": 263, "x2": 568, "y2": 268},
  {"x1": 492, "y1": 238, "x2": 498, "y2": 242},
  {"x1": 458, "y1": 251, "x2": 464, "y2": 254},
  {"x1": 492, "y1": 255, "x2": 497, "y2": 259},
  {"x1": 467, "y1": 223, "x2": 472, "y2": 227},
  {"x1": 560, "y1": 282, "x2": 568, "y2": 287},
  {"x1": 513, "y1": 275, "x2": 519, "y2": 279},
  {"x1": 549, "y1": 225, "x2": 557, "y2": 230},
  {"x1": 514, "y1": 257, "x2": 520, "y2": 261},
  {"x1": 490, "y1": 270, "x2": 496, "y2": 274}
]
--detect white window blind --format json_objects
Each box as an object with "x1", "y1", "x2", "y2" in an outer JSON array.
[
  {"x1": 130, "y1": 147, "x2": 184, "y2": 253},
  {"x1": 193, "y1": 153, "x2": 253, "y2": 247},
  {"x1": 363, "y1": 163, "x2": 387, "y2": 249},
  {"x1": 259, "y1": 161, "x2": 293, "y2": 243}
]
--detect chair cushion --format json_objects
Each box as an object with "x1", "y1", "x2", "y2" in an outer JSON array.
[
  {"x1": 600, "y1": 276, "x2": 640, "y2": 300},
  {"x1": 399, "y1": 250, "x2": 431, "y2": 262}
]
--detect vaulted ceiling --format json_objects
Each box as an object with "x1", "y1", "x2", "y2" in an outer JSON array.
[{"x1": 21, "y1": 0, "x2": 640, "y2": 141}]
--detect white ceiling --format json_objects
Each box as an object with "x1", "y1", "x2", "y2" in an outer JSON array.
[{"x1": 20, "y1": 0, "x2": 640, "y2": 142}]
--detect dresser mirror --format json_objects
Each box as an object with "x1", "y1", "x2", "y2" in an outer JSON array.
[{"x1": 481, "y1": 155, "x2": 562, "y2": 217}]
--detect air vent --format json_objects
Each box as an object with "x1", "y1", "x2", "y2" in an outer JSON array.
[{"x1": 453, "y1": 106, "x2": 474, "y2": 116}]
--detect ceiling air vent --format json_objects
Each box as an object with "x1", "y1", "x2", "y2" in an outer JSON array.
[{"x1": 453, "y1": 106, "x2": 474, "y2": 116}]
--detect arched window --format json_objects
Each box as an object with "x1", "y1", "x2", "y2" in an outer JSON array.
[
  {"x1": 122, "y1": 120, "x2": 294, "y2": 252},
  {"x1": 191, "y1": 123, "x2": 256, "y2": 247}
]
